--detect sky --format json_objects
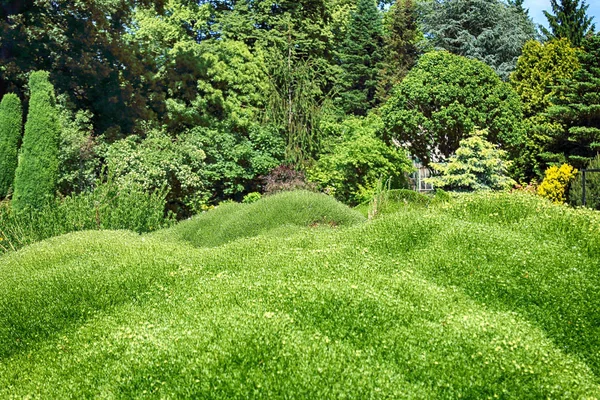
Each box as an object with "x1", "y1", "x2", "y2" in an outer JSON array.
[{"x1": 524, "y1": 0, "x2": 600, "y2": 29}]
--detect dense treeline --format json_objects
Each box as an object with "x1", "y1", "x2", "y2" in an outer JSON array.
[{"x1": 0, "y1": 0, "x2": 597, "y2": 215}]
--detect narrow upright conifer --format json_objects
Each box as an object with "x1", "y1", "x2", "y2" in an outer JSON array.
[
  {"x1": 12, "y1": 71, "x2": 61, "y2": 211},
  {"x1": 0, "y1": 93, "x2": 22, "y2": 198}
]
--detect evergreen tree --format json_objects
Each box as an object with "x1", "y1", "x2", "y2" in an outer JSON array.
[
  {"x1": 12, "y1": 71, "x2": 61, "y2": 211},
  {"x1": 419, "y1": 0, "x2": 537, "y2": 80},
  {"x1": 0, "y1": 93, "x2": 22, "y2": 198},
  {"x1": 541, "y1": 0, "x2": 595, "y2": 46},
  {"x1": 547, "y1": 34, "x2": 600, "y2": 169},
  {"x1": 426, "y1": 128, "x2": 515, "y2": 192},
  {"x1": 337, "y1": 0, "x2": 384, "y2": 115},
  {"x1": 378, "y1": 0, "x2": 420, "y2": 100},
  {"x1": 510, "y1": 39, "x2": 580, "y2": 179}
]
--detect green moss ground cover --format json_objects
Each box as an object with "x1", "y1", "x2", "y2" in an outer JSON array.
[{"x1": 1, "y1": 191, "x2": 599, "y2": 398}]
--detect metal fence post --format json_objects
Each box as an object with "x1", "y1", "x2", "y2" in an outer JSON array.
[{"x1": 583, "y1": 169, "x2": 587, "y2": 207}]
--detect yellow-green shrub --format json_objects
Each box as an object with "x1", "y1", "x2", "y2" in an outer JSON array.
[{"x1": 537, "y1": 164, "x2": 577, "y2": 204}]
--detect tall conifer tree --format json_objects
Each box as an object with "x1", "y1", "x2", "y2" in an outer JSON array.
[
  {"x1": 337, "y1": 0, "x2": 384, "y2": 116},
  {"x1": 12, "y1": 71, "x2": 61, "y2": 211},
  {"x1": 547, "y1": 35, "x2": 600, "y2": 168},
  {"x1": 378, "y1": 0, "x2": 419, "y2": 101},
  {"x1": 0, "y1": 93, "x2": 22, "y2": 198},
  {"x1": 541, "y1": 0, "x2": 595, "y2": 46}
]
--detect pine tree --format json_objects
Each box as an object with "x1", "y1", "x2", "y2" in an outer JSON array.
[
  {"x1": 0, "y1": 93, "x2": 22, "y2": 199},
  {"x1": 337, "y1": 0, "x2": 384, "y2": 116},
  {"x1": 541, "y1": 0, "x2": 595, "y2": 46},
  {"x1": 547, "y1": 35, "x2": 600, "y2": 169},
  {"x1": 12, "y1": 71, "x2": 61, "y2": 211},
  {"x1": 378, "y1": 0, "x2": 419, "y2": 101}
]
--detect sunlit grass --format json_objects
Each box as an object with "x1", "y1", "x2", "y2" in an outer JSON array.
[{"x1": 1, "y1": 190, "x2": 599, "y2": 398}]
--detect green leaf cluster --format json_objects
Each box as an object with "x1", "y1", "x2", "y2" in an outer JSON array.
[
  {"x1": 509, "y1": 39, "x2": 580, "y2": 179},
  {"x1": 541, "y1": 0, "x2": 595, "y2": 46},
  {"x1": 419, "y1": 0, "x2": 537, "y2": 80},
  {"x1": 547, "y1": 34, "x2": 600, "y2": 169},
  {"x1": 307, "y1": 114, "x2": 413, "y2": 205}
]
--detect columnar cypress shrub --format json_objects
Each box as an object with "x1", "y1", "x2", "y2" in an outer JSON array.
[
  {"x1": 0, "y1": 93, "x2": 22, "y2": 198},
  {"x1": 12, "y1": 71, "x2": 61, "y2": 211}
]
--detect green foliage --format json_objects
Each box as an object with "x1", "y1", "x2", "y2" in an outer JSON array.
[
  {"x1": 541, "y1": 0, "x2": 595, "y2": 46},
  {"x1": 510, "y1": 39, "x2": 580, "y2": 180},
  {"x1": 378, "y1": 0, "x2": 420, "y2": 101},
  {"x1": 242, "y1": 192, "x2": 262, "y2": 204},
  {"x1": 547, "y1": 34, "x2": 600, "y2": 169},
  {"x1": 0, "y1": 0, "x2": 163, "y2": 136},
  {"x1": 537, "y1": 163, "x2": 577, "y2": 204},
  {"x1": 56, "y1": 98, "x2": 100, "y2": 194},
  {"x1": 2, "y1": 192, "x2": 600, "y2": 396},
  {"x1": 426, "y1": 129, "x2": 516, "y2": 192},
  {"x1": 0, "y1": 93, "x2": 22, "y2": 198},
  {"x1": 308, "y1": 115, "x2": 413, "y2": 205},
  {"x1": 569, "y1": 155, "x2": 600, "y2": 209},
  {"x1": 336, "y1": 0, "x2": 384, "y2": 115},
  {"x1": 382, "y1": 51, "x2": 524, "y2": 165},
  {"x1": 12, "y1": 71, "x2": 61, "y2": 212},
  {"x1": 419, "y1": 0, "x2": 537, "y2": 79},
  {"x1": 0, "y1": 179, "x2": 174, "y2": 254},
  {"x1": 189, "y1": 125, "x2": 285, "y2": 203},
  {"x1": 104, "y1": 127, "x2": 207, "y2": 216}
]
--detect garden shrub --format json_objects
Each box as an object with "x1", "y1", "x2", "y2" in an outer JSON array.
[
  {"x1": 261, "y1": 165, "x2": 313, "y2": 195},
  {"x1": 104, "y1": 127, "x2": 208, "y2": 217},
  {"x1": 56, "y1": 98, "x2": 99, "y2": 194},
  {"x1": 308, "y1": 115, "x2": 412, "y2": 205},
  {"x1": 12, "y1": 71, "x2": 61, "y2": 211},
  {"x1": 569, "y1": 155, "x2": 600, "y2": 209},
  {"x1": 242, "y1": 192, "x2": 262, "y2": 204},
  {"x1": 0, "y1": 93, "x2": 22, "y2": 198},
  {"x1": 537, "y1": 163, "x2": 577, "y2": 204},
  {"x1": 0, "y1": 178, "x2": 174, "y2": 254},
  {"x1": 426, "y1": 129, "x2": 515, "y2": 192}
]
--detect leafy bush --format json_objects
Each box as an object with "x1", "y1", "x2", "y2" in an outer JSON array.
[
  {"x1": 0, "y1": 179, "x2": 174, "y2": 254},
  {"x1": 569, "y1": 155, "x2": 600, "y2": 209},
  {"x1": 56, "y1": 97, "x2": 99, "y2": 194},
  {"x1": 261, "y1": 165, "x2": 313, "y2": 195},
  {"x1": 242, "y1": 192, "x2": 262, "y2": 204},
  {"x1": 189, "y1": 125, "x2": 285, "y2": 203},
  {"x1": 0, "y1": 93, "x2": 22, "y2": 199},
  {"x1": 537, "y1": 164, "x2": 577, "y2": 204},
  {"x1": 12, "y1": 71, "x2": 61, "y2": 211},
  {"x1": 308, "y1": 115, "x2": 412, "y2": 205},
  {"x1": 104, "y1": 127, "x2": 207, "y2": 216},
  {"x1": 426, "y1": 129, "x2": 515, "y2": 192}
]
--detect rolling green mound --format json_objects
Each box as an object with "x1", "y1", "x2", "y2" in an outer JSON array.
[
  {"x1": 153, "y1": 190, "x2": 366, "y2": 248},
  {"x1": 1, "y1": 191, "x2": 600, "y2": 398}
]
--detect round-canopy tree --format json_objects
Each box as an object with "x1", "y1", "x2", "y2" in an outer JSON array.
[
  {"x1": 12, "y1": 71, "x2": 61, "y2": 211},
  {"x1": 381, "y1": 51, "x2": 523, "y2": 166},
  {"x1": 0, "y1": 93, "x2": 22, "y2": 198}
]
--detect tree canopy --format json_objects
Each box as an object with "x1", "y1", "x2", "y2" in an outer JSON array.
[
  {"x1": 419, "y1": 0, "x2": 537, "y2": 80},
  {"x1": 381, "y1": 51, "x2": 523, "y2": 165},
  {"x1": 541, "y1": 0, "x2": 596, "y2": 46}
]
